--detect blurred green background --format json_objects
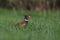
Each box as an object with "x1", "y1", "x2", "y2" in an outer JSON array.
[{"x1": 0, "y1": 0, "x2": 60, "y2": 40}]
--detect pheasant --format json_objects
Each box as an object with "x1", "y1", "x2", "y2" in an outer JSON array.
[{"x1": 15, "y1": 15, "x2": 30, "y2": 29}]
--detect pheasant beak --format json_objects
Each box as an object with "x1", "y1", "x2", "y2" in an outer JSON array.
[{"x1": 29, "y1": 16, "x2": 30, "y2": 18}]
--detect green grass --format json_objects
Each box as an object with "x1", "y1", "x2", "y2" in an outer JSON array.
[{"x1": 0, "y1": 8, "x2": 60, "y2": 40}]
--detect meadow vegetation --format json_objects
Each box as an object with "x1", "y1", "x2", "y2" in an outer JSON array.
[{"x1": 0, "y1": 8, "x2": 60, "y2": 40}]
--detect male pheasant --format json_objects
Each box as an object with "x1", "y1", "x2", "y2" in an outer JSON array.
[{"x1": 15, "y1": 15, "x2": 30, "y2": 29}]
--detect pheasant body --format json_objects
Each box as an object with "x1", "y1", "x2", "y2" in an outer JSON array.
[{"x1": 15, "y1": 15, "x2": 30, "y2": 29}]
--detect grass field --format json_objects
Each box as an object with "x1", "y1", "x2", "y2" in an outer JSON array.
[{"x1": 0, "y1": 8, "x2": 60, "y2": 40}]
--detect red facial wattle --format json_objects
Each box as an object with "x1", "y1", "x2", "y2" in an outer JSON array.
[{"x1": 27, "y1": 16, "x2": 30, "y2": 19}]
